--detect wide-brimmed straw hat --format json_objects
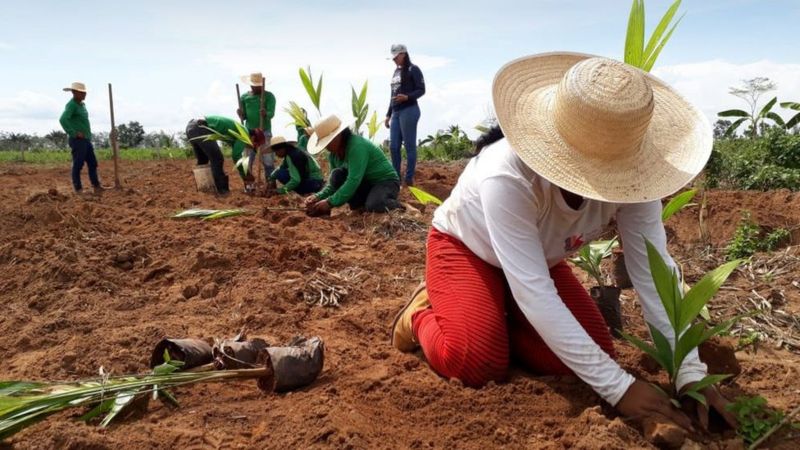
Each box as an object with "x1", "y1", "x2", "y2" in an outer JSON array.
[
  {"x1": 241, "y1": 72, "x2": 266, "y2": 87},
  {"x1": 492, "y1": 52, "x2": 711, "y2": 203},
  {"x1": 307, "y1": 115, "x2": 353, "y2": 155},
  {"x1": 62, "y1": 82, "x2": 87, "y2": 93},
  {"x1": 269, "y1": 136, "x2": 297, "y2": 150}
]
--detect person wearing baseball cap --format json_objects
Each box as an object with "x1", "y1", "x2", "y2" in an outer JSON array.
[
  {"x1": 385, "y1": 44, "x2": 425, "y2": 186},
  {"x1": 60, "y1": 82, "x2": 102, "y2": 194},
  {"x1": 390, "y1": 52, "x2": 739, "y2": 431}
]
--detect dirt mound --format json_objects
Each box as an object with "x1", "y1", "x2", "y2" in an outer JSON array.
[{"x1": 0, "y1": 159, "x2": 798, "y2": 449}]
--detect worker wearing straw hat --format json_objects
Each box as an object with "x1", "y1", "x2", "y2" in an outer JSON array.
[
  {"x1": 268, "y1": 136, "x2": 324, "y2": 195},
  {"x1": 59, "y1": 82, "x2": 103, "y2": 194},
  {"x1": 304, "y1": 115, "x2": 401, "y2": 216},
  {"x1": 238, "y1": 72, "x2": 276, "y2": 189},
  {"x1": 391, "y1": 53, "x2": 738, "y2": 430}
]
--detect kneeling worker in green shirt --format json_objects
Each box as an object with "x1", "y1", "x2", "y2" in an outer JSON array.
[
  {"x1": 268, "y1": 136, "x2": 325, "y2": 195},
  {"x1": 304, "y1": 115, "x2": 402, "y2": 216}
]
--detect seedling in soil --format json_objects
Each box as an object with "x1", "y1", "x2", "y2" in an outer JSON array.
[
  {"x1": 661, "y1": 188, "x2": 697, "y2": 221},
  {"x1": 621, "y1": 238, "x2": 742, "y2": 406},
  {"x1": 726, "y1": 395, "x2": 800, "y2": 447},
  {"x1": 570, "y1": 238, "x2": 618, "y2": 287},
  {"x1": 408, "y1": 186, "x2": 443, "y2": 206}
]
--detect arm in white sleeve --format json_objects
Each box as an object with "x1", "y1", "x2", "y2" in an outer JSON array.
[
  {"x1": 479, "y1": 177, "x2": 635, "y2": 405},
  {"x1": 616, "y1": 201, "x2": 708, "y2": 391}
]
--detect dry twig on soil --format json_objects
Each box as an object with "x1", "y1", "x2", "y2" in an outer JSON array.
[{"x1": 302, "y1": 267, "x2": 366, "y2": 307}]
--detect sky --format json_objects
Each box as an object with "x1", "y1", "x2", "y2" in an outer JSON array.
[{"x1": 1, "y1": 0, "x2": 798, "y2": 142}]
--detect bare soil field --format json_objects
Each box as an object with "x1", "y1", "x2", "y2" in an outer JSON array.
[{"x1": 1, "y1": 160, "x2": 798, "y2": 449}]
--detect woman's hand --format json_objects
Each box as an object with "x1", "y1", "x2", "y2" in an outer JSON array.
[
  {"x1": 616, "y1": 380, "x2": 693, "y2": 430},
  {"x1": 384, "y1": 116, "x2": 391, "y2": 129},
  {"x1": 393, "y1": 94, "x2": 409, "y2": 103},
  {"x1": 681, "y1": 383, "x2": 738, "y2": 431},
  {"x1": 307, "y1": 200, "x2": 332, "y2": 217},
  {"x1": 303, "y1": 194, "x2": 318, "y2": 208}
]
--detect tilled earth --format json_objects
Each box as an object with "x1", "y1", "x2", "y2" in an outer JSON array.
[{"x1": 0, "y1": 159, "x2": 798, "y2": 449}]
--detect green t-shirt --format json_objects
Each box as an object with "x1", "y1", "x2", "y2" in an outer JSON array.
[
  {"x1": 59, "y1": 99, "x2": 91, "y2": 139},
  {"x1": 296, "y1": 124, "x2": 309, "y2": 151},
  {"x1": 204, "y1": 115, "x2": 239, "y2": 136},
  {"x1": 270, "y1": 148, "x2": 323, "y2": 194},
  {"x1": 316, "y1": 134, "x2": 399, "y2": 207},
  {"x1": 240, "y1": 91, "x2": 276, "y2": 133}
]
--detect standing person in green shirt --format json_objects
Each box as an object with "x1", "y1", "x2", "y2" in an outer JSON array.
[
  {"x1": 304, "y1": 115, "x2": 402, "y2": 216},
  {"x1": 237, "y1": 72, "x2": 276, "y2": 186},
  {"x1": 268, "y1": 136, "x2": 324, "y2": 195},
  {"x1": 59, "y1": 82, "x2": 102, "y2": 193}
]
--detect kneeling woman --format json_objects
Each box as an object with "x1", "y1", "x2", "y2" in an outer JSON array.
[
  {"x1": 304, "y1": 115, "x2": 402, "y2": 216},
  {"x1": 391, "y1": 53, "x2": 737, "y2": 429},
  {"x1": 268, "y1": 136, "x2": 324, "y2": 195}
]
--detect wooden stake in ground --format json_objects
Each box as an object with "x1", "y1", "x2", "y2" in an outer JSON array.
[
  {"x1": 107, "y1": 83, "x2": 122, "y2": 189},
  {"x1": 254, "y1": 77, "x2": 266, "y2": 186},
  {"x1": 235, "y1": 83, "x2": 244, "y2": 125}
]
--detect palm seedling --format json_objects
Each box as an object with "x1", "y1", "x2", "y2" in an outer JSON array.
[
  {"x1": 299, "y1": 66, "x2": 323, "y2": 116},
  {"x1": 0, "y1": 354, "x2": 272, "y2": 441},
  {"x1": 408, "y1": 186, "x2": 443, "y2": 206},
  {"x1": 190, "y1": 122, "x2": 255, "y2": 176},
  {"x1": 661, "y1": 188, "x2": 697, "y2": 221},
  {"x1": 284, "y1": 101, "x2": 312, "y2": 128},
  {"x1": 172, "y1": 209, "x2": 249, "y2": 220},
  {"x1": 351, "y1": 80, "x2": 369, "y2": 135},
  {"x1": 624, "y1": 0, "x2": 684, "y2": 72},
  {"x1": 367, "y1": 111, "x2": 380, "y2": 141},
  {"x1": 621, "y1": 238, "x2": 742, "y2": 405}
]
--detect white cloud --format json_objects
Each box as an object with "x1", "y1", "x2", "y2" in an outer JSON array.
[{"x1": 653, "y1": 59, "x2": 800, "y2": 125}]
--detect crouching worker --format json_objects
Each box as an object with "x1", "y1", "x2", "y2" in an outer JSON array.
[
  {"x1": 304, "y1": 115, "x2": 402, "y2": 216},
  {"x1": 391, "y1": 53, "x2": 739, "y2": 431},
  {"x1": 185, "y1": 116, "x2": 233, "y2": 195},
  {"x1": 268, "y1": 136, "x2": 325, "y2": 195}
]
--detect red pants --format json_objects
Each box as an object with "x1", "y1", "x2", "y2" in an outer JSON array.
[{"x1": 412, "y1": 228, "x2": 616, "y2": 387}]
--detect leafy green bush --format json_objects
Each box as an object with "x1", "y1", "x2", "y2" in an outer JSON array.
[
  {"x1": 726, "y1": 212, "x2": 791, "y2": 260},
  {"x1": 726, "y1": 396, "x2": 796, "y2": 445},
  {"x1": 418, "y1": 126, "x2": 473, "y2": 161},
  {"x1": 706, "y1": 128, "x2": 800, "y2": 190}
]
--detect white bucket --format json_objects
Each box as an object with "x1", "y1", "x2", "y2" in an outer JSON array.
[{"x1": 193, "y1": 165, "x2": 216, "y2": 193}]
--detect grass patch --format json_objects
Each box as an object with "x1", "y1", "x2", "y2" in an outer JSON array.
[{"x1": 0, "y1": 147, "x2": 234, "y2": 165}]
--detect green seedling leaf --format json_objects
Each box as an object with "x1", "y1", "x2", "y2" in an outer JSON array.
[
  {"x1": 624, "y1": 0, "x2": 644, "y2": 67},
  {"x1": 645, "y1": 239, "x2": 680, "y2": 330},
  {"x1": 648, "y1": 323, "x2": 676, "y2": 378},
  {"x1": 678, "y1": 259, "x2": 742, "y2": 332},
  {"x1": 684, "y1": 390, "x2": 707, "y2": 406},
  {"x1": 408, "y1": 186, "x2": 443, "y2": 206},
  {"x1": 662, "y1": 188, "x2": 696, "y2": 221},
  {"x1": 642, "y1": 0, "x2": 681, "y2": 61}
]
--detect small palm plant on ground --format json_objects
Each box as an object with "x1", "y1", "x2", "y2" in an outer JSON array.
[
  {"x1": 571, "y1": 239, "x2": 623, "y2": 337},
  {"x1": 622, "y1": 238, "x2": 742, "y2": 405}
]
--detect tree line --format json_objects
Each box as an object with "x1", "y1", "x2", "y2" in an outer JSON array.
[{"x1": 0, "y1": 121, "x2": 186, "y2": 151}]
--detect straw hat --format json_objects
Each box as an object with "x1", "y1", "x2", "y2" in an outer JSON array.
[
  {"x1": 269, "y1": 135, "x2": 297, "y2": 150},
  {"x1": 492, "y1": 52, "x2": 712, "y2": 203},
  {"x1": 62, "y1": 82, "x2": 87, "y2": 93},
  {"x1": 307, "y1": 115, "x2": 352, "y2": 155},
  {"x1": 241, "y1": 72, "x2": 266, "y2": 87}
]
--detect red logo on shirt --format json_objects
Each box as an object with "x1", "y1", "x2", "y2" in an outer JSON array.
[{"x1": 565, "y1": 235, "x2": 585, "y2": 252}]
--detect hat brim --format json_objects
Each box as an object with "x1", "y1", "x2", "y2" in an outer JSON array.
[
  {"x1": 270, "y1": 140, "x2": 298, "y2": 150},
  {"x1": 63, "y1": 87, "x2": 86, "y2": 93},
  {"x1": 492, "y1": 52, "x2": 712, "y2": 204},
  {"x1": 240, "y1": 75, "x2": 267, "y2": 87},
  {"x1": 307, "y1": 120, "x2": 354, "y2": 155}
]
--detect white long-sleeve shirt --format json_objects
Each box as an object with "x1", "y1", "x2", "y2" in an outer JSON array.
[{"x1": 431, "y1": 139, "x2": 707, "y2": 405}]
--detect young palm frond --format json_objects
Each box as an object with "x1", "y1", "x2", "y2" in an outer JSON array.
[
  {"x1": 408, "y1": 186, "x2": 443, "y2": 206},
  {"x1": 624, "y1": 0, "x2": 684, "y2": 72},
  {"x1": 0, "y1": 358, "x2": 271, "y2": 440},
  {"x1": 172, "y1": 209, "x2": 248, "y2": 220}
]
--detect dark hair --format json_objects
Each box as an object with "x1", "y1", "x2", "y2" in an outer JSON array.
[
  {"x1": 339, "y1": 127, "x2": 353, "y2": 146},
  {"x1": 473, "y1": 124, "x2": 504, "y2": 155},
  {"x1": 400, "y1": 53, "x2": 413, "y2": 85}
]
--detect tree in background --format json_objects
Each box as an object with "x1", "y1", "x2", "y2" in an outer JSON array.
[
  {"x1": 44, "y1": 130, "x2": 68, "y2": 149},
  {"x1": 117, "y1": 121, "x2": 145, "y2": 148},
  {"x1": 718, "y1": 77, "x2": 784, "y2": 138},
  {"x1": 713, "y1": 119, "x2": 732, "y2": 140}
]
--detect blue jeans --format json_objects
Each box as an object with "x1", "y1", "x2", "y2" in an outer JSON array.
[
  {"x1": 274, "y1": 167, "x2": 324, "y2": 195},
  {"x1": 68, "y1": 137, "x2": 100, "y2": 191},
  {"x1": 389, "y1": 104, "x2": 420, "y2": 184}
]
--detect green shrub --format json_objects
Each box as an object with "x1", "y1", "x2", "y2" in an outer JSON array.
[
  {"x1": 706, "y1": 129, "x2": 800, "y2": 190},
  {"x1": 726, "y1": 212, "x2": 791, "y2": 260}
]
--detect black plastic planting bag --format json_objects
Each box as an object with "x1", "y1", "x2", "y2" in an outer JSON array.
[
  {"x1": 150, "y1": 338, "x2": 213, "y2": 369},
  {"x1": 267, "y1": 336, "x2": 325, "y2": 393}
]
